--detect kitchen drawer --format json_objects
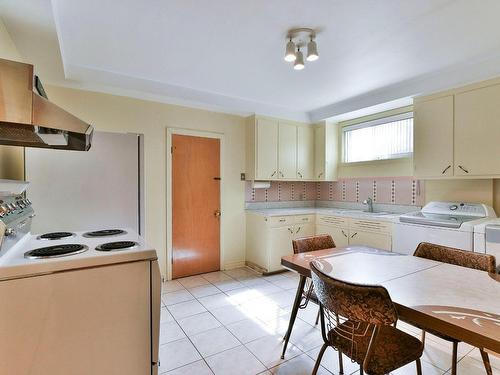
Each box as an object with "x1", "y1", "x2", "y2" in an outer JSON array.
[
  {"x1": 317, "y1": 215, "x2": 348, "y2": 228},
  {"x1": 294, "y1": 215, "x2": 315, "y2": 224},
  {"x1": 267, "y1": 216, "x2": 294, "y2": 227},
  {"x1": 350, "y1": 219, "x2": 392, "y2": 234}
]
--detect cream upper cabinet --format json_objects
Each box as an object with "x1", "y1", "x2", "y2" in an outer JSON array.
[
  {"x1": 413, "y1": 96, "x2": 454, "y2": 178},
  {"x1": 278, "y1": 122, "x2": 297, "y2": 179},
  {"x1": 454, "y1": 84, "x2": 500, "y2": 176},
  {"x1": 246, "y1": 116, "x2": 337, "y2": 181},
  {"x1": 256, "y1": 118, "x2": 279, "y2": 179},
  {"x1": 314, "y1": 126, "x2": 326, "y2": 180},
  {"x1": 297, "y1": 125, "x2": 314, "y2": 180}
]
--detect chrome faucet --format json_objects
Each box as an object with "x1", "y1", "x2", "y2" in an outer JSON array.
[{"x1": 363, "y1": 197, "x2": 374, "y2": 213}]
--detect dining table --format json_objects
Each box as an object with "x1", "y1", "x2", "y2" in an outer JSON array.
[{"x1": 280, "y1": 245, "x2": 500, "y2": 361}]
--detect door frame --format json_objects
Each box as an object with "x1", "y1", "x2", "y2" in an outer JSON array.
[{"x1": 166, "y1": 128, "x2": 225, "y2": 280}]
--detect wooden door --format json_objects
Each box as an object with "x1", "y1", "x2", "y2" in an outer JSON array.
[
  {"x1": 455, "y1": 84, "x2": 500, "y2": 176},
  {"x1": 256, "y1": 118, "x2": 278, "y2": 179},
  {"x1": 297, "y1": 126, "x2": 314, "y2": 180},
  {"x1": 278, "y1": 122, "x2": 297, "y2": 179},
  {"x1": 172, "y1": 134, "x2": 220, "y2": 278},
  {"x1": 413, "y1": 96, "x2": 454, "y2": 177}
]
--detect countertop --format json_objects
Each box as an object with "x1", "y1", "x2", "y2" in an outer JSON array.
[{"x1": 246, "y1": 207, "x2": 402, "y2": 222}]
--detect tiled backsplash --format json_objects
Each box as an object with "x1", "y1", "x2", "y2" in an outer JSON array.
[{"x1": 245, "y1": 177, "x2": 425, "y2": 206}]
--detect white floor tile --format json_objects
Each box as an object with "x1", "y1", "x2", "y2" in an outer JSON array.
[
  {"x1": 198, "y1": 293, "x2": 235, "y2": 310},
  {"x1": 213, "y1": 279, "x2": 246, "y2": 292},
  {"x1": 177, "y1": 311, "x2": 222, "y2": 337},
  {"x1": 165, "y1": 360, "x2": 214, "y2": 375},
  {"x1": 225, "y1": 287, "x2": 261, "y2": 305},
  {"x1": 162, "y1": 280, "x2": 185, "y2": 293},
  {"x1": 206, "y1": 345, "x2": 266, "y2": 375},
  {"x1": 210, "y1": 305, "x2": 250, "y2": 325},
  {"x1": 202, "y1": 271, "x2": 234, "y2": 283},
  {"x1": 288, "y1": 319, "x2": 324, "y2": 352},
  {"x1": 226, "y1": 318, "x2": 273, "y2": 344},
  {"x1": 305, "y1": 345, "x2": 360, "y2": 375},
  {"x1": 177, "y1": 275, "x2": 210, "y2": 288},
  {"x1": 467, "y1": 348, "x2": 500, "y2": 371},
  {"x1": 188, "y1": 284, "x2": 221, "y2": 298},
  {"x1": 161, "y1": 290, "x2": 194, "y2": 306},
  {"x1": 269, "y1": 353, "x2": 332, "y2": 375},
  {"x1": 160, "y1": 320, "x2": 186, "y2": 344},
  {"x1": 447, "y1": 356, "x2": 493, "y2": 375},
  {"x1": 168, "y1": 300, "x2": 207, "y2": 320},
  {"x1": 224, "y1": 267, "x2": 260, "y2": 279},
  {"x1": 245, "y1": 335, "x2": 302, "y2": 368},
  {"x1": 251, "y1": 282, "x2": 283, "y2": 296},
  {"x1": 160, "y1": 307, "x2": 175, "y2": 323},
  {"x1": 159, "y1": 338, "x2": 202, "y2": 372},
  {"x1": 269, "y1": 278, "x2": 300, "y2": 291},
  {"x1": 190, "y1": 326, "x2": 241, "y2": 357},
  {"x1": 392, "y1": 359, "x2": 444, "y2": 375}
]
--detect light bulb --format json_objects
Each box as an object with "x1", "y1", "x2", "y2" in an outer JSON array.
[
  {"x1": 306, "y1": 39, "x2": 319, "y2": 62},
  {"x1": 294, "y1": 49, "x2": 305, "y2": 70},
  {"x1": 284, "y1": 39, "x2": 296, "y2": 62}
]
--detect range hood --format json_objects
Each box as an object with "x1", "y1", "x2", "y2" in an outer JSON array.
[{"x1": 0, "y1": 58, "x2": 93, "y2": 151}]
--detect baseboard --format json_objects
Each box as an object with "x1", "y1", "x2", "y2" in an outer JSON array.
[{"x1": 222, "y1": 260, "x2": 246, "y2": 270}]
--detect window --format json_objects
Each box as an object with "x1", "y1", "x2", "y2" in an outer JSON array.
[{"x1": 343, "y1": 112, "x2": 413, "y2": 163}]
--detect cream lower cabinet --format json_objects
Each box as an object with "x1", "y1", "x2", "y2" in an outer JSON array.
[
  {"x1": 246, "y1": 213, "x2": 314, "y2": 273},
  {"x1": 316, "y1": 215, "x2": 392, "y2": 251}
]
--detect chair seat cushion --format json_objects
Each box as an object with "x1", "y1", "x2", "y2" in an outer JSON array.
[{"x1": 328, "y1": 321, "x2": 423, "y2": 375}]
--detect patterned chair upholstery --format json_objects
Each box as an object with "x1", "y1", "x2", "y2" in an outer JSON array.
[
  {"x1": 409, "y1": 242, "x2": 497, "y2": 375},
  {"x1": 414, "y1": 242, "x2": 497, "y2": 273},
  {"x1": 292, "y1": 235, "x2": 336, "y2": 307},
  {"x1": 292, "y1": 234, "x2": 336, "y2": 254},
  {"x1": 310, "y1": 261, "x2": 424, "y2": 375}
]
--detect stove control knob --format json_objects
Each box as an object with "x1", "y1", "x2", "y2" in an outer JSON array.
[
  {"x1": 4, "y1": 228, "x2": 15, "y2": 237},
  {"x1": 449, "y1": 204, "x2": 458, "y2": 211}
]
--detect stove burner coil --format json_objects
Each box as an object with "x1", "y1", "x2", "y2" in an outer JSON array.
[
  {"x1": 82, "y1": 229, "x2": 127, "y2": 238},
  {"x1": 24, "y1": 244, "x2": 88, "y2": 259},
  {"x1": 37, "y1": 232, "x2": 75, "y2": 240},
  {"x1": 95, "y1": 241, "x2": 138, "y2": 251}
]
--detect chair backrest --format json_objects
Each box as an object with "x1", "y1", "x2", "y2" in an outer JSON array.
[
  {"x1": 292, "y1": 234, "x2": 335, "y2": 254},
  {"x1": 414, "y1": 242, "x2": 497, "y2": 273},
  {"x1": 310, "y1": 260, "x2": 398, "y2": 326}
]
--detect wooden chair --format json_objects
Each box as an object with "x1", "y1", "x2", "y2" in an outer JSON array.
[
  {"x1": 310, "y1": 260, "x2": 424, "y2": 375},
  {"x1": 410, "y1": 242, "x2": 497, "y2": 375},
  {"x1": 281, "y1": 235, "x2": 336, "y2": 359},
  {"x1": 292, "y1": 235, "x2": 336, "y2": 324}
]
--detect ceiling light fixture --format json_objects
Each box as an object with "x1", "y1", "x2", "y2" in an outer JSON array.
[
  {"x1": 284, "y1": 28, "x2": 319, "y2": 70},
  {"x1": 284, "y1": 38, "x2": 296, "y2": 62},
  {"x1": 294, "y1": 47, "x2": 305, "y2": 70},
  {"x1": 306, "y1": 37, "x2": 319, "y2": 62}
]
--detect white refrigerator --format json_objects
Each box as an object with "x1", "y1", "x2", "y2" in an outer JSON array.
[{"x1": 25, "y1": 131, "x2": 144, "y2": 234}]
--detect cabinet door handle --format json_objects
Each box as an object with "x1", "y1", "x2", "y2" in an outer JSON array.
[
  {"x1": 297, "y1": 172, "x2": 303, "y2": 178},
  {"x1": 441, "y1": 165, "x2": 451, "y2": 174},
  {"x1": 288, "y1": 227, "x2": 293, "y2": 234},
  {"x1": 350, "y1": 232, "x2": 358, "y2": 238},
  {"x1": 458, "y1": 165, "x2": 469, "y2": 174},
  {"x1": 295, "y1": 226, "x2": 301, "y2": 234},
  {"x1": 279, "y1": 171, "x2": 284, "y2": 178},
  {"x1": 317, "y1": 172, "x2": 324, "y2": 179},
  {"x1": 341, "y1": 230, "x2": 348, "y2": 238},
  {"x1": 271, "y1": 171, "x2": 276, "y2": 177},
  {"x1": 279, "y1": 218, "x2": 286, "y2": 222}
]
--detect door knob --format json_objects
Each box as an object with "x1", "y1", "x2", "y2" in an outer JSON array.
[{"x1": 214, "y1": 209, "x2": 221, "y2": 218}]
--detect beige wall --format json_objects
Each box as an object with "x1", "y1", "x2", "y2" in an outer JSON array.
[
  {"x1": 0, "y1": 18, "x2": 25, "y2": 180},
  {"x1": 43, "y1": 85, "x2": 247, "y2": 278}
]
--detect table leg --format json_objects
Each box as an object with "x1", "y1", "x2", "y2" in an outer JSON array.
[{"x1": 281, "y1": 274, "x2": 306, "y2": 359}]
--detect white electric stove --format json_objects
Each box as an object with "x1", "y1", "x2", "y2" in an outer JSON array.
[{"x1": 0, "y1": 181, "x2": 161, "y2": 375}]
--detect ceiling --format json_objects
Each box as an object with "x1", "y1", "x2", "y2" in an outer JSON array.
[{"x1": 3, "y1": 0, "x2": 500, "y2": 121}]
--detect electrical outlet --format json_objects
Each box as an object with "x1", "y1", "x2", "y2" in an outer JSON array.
[{"x1": 240, "y1": 173, "x2": 246, "y2": 181}]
